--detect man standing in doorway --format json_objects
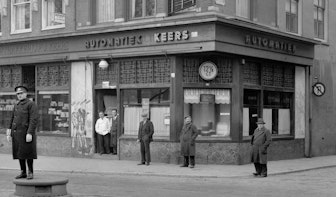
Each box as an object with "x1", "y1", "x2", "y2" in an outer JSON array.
[
  {"x1": 251, "y1": 118, "x2": 272, "y2": 177},
  {"x1": 7, "y1": 85, "x2": 38, "y2": 180},
  {"x1": 95, "y1": 111, "x2": 110, "y2": 155},
  {"x1": 109, "y1": 109, "x2": 119, "y2": 155},
  {"x1": 137, "y1": 113, "x2": 154, "y2": 166}
]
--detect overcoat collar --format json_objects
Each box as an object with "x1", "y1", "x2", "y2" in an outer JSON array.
[
  {"x1": 18, "y1": 98, "x2": 29, "y2": 105},
  {"x1": 254, "y1": 127, "x2": 266, "y2": 139}
]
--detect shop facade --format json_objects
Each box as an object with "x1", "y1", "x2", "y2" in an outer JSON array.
[{"x1": 0, "y1": 18, "x2": 315, "y2": 164}]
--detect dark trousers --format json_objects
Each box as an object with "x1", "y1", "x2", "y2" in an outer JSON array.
[
  {"x1": 254, "y1": 162, "x2": 267, "y2": 175},
  {"x1": 183, "y1": 156, "x2": 195, "y2": 166},
  {"x1": 140, "y1": 140, "x2": 151, "y2": 164},
  {"x1": 19, "y1": 159, "x2": 33, "y2": 174},
  {"x1": 97, "y1": 133, "x2": 111, "y2": 154}
]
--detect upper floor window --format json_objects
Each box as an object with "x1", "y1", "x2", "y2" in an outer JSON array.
[
  {"x1": 314, "y1": 0, "x2": 325, "y2": 39},
  {"x1": 131, "y1": 0, "x2": 156, "y2": 18},
  {"x1": 236, "y1": 0, "x2": 277, "y2": 27},
  {"x1": 286, "y1": 0, "x2": 298, "y2": 33},
  {"x1": 11, "y1": 0, "x2": 32, "y2": 33},
  {"x1": 169, "y1": 0, "x2": 196, "y2": 14},
  {"x1": 97, "y1": 0, "x2": 115, "y2": 23},
  {"x1": 42, "y1": 0, "x2": 65, "y2": 30},
  {"x1": 0, "y1": 0, "x2": 3, "y2": 34}
]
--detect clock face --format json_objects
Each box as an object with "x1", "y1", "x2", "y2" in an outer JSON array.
[
  {"x1": 199, "y1": 61, "x2": 218, "y2": 81},
  {"x1": 313, "y1": 82, "x2": 326, "y2": 97}
]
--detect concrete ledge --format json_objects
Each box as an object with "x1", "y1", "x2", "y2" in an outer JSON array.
[{"x1": 12, "y1": 177, "x2": 71, "y2": 197}]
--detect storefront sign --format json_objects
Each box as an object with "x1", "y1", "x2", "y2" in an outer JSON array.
[
  {"x1": 199, "y1": 61, "x2": 218, "y2": 80},
  {"x1": 154, "y1": 30, "x2": 189, "y2": 43},
  {"x1": 85, "y1": 36, "x2": 142, "y2": 49},
  {"x1": 200, "y1": 94, "x2": 215, "y2": 104},
  {"x1": 245, "y1": 35, "x2": 296, "y2": 54}
]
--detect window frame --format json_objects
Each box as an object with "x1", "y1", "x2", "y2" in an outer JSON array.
[
  {"x1": 168, "y1": 0, "x2": 196, "y2": 15},
  {"x1": 11, "y1": 0, "x2": 32, "y2": 34},
  {"x1": 131, "y1": 0, "x2": 156, "y2": 19},
  {"x1": 243, "y1": 60, "x2": 295, "y2": 137},
  {"x1": 285, "y1": 0, "x2": 302, "y2": 35},
  {"x1": 41, "y1": 0, "x2": 66, "y2": 30},
  {"x1": 95, "y1": 0, "x2": 116, "y2": 24},
  {"x1": 236, "y1": 0, "x2": 278, "y2": 27},
  {"x1": 314, "y1": 0, "x2": 327, "y2": 40}
]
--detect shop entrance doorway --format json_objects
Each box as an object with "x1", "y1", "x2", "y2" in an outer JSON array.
[{"x1": 94, "y1": 89, "x2": 118, "y2": 156}]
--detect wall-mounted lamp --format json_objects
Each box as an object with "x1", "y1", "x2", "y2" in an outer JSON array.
[{"x1": 98, "y1": 59, "x2": 109, "y2": 69}]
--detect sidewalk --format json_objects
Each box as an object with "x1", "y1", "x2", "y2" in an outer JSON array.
[{"x1": 1, "y1": 153, "x2": 336, "y2": 178}]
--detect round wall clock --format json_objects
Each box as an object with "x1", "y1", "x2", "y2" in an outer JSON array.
[{"x1": 199, "y1": 61, "x2": 218, "y2": 81}]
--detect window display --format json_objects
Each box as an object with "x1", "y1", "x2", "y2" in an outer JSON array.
[
  {"x1": 122, "y1": 88, "x2": 170, "y2": 137},
  {"x1": 37, "y1": 91, "x2": 70, "y2": 135},
  {"x1": 0, "y1": 94, "x2": 17, "y2": 134},
  {"x1": 184, "y1": 89, "x2": 231, "y2": 137},
  {"x1": 0, "y1": 93, "x2": 35, "y2": 134}
]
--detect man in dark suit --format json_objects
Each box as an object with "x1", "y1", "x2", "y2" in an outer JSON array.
[
  {"x1": 251, "y1": 118, "x2": 272, "y2": 177},
  {"x1": 7, "y1": 85, "x2": 38, "y2": 180},
  {"x1": 109, "y1": 109, "x2": 119, "y2": 155},
  {"x1": 137, "y1": 113, "x2": 154, "y2": 166}
]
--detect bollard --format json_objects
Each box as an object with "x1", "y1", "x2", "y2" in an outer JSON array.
[{"x1": 11, "y1": 177, "x2": 72, "y2": 197}]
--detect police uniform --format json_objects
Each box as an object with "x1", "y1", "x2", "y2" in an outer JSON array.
[{"x1": 8, "y1": 86, "x2": 38, "y2": 180}]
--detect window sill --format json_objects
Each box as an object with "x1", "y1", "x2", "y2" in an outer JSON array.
[
  {"x1": 119, "y1": 134, "x2": 171, "y2": 142},
  {"x1": 10, "y1": 29, "x2": 32, "y2": 35},
  {"x1": 42, "y1": 25, "x2": 65, "y2": 31},
  {"x1": 242, "y1": 135, "x2": 294, "y2": 142},
  {"x1": 37, "y1": 132, "x2": 70, "y2": 137}
]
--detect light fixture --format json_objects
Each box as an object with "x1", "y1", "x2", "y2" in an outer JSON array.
[{"x1": 98, "y1": 59, "x2": 109, "y2": 69}]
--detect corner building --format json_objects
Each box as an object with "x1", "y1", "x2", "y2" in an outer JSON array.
[{"x1": 0, "y1": 0, "x2": 332, "y2": 164}]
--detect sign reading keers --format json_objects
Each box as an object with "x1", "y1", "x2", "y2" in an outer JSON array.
[{"x1": 154, "y1": 30, "x2": 190, "y2": 42}]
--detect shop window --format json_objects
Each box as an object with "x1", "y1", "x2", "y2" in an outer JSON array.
[
  {"x1": 286, "y1": 0, "x2": 299, "y2": 33},
  {"x1": 263, "y1": 91, "x2": 292, "y2": 135},
  {"x1": 42, "y1": 0, "x2": 65, "y2": 30},
  {"x1": 37, "y1": 91, "x2": 70, "y2": 135},
  {"x1": 0, "y1": 93, "x2": 35, "y2": 134},
  {"x1": 122, "y1": 88, "x2": 170, "y2": 137},
  {"x1": 314, "y1": 0, "x2": 326, "y2": 40},
  {"x1": 236, "y1": 0, "x2": 277, "y2": 27},
  {"x1": 184, "y1": 89, "x2": 231, "y2": 137},
  {"x1": 243, "y1": 89, "x2": 260, "y2": 136},
  {"x1": 11, "y1": 0, "x2": 32, "y2": 33},
  {"x1": 131, "y1": 0, "x2": 156, "y2": 18},
  {"x1": 168, "y1": 0, "x2": 196, "y2": 14}
]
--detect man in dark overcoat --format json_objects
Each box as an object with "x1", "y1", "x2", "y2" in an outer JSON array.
[
  {"x1": 251, "y1": 118, "x2": 271, "y2": 177},
  {"x1": 180, "y1": 115, "x2": 199, "y2": 168},
  {"x1": 109, "y1": 109, "x2": 119, "y2": 155},
  {"x1": 137, "y1": 113, "x2": 154, "y2": 166},
  {"x1": 6, "y1": 85, "x2": 38, "y2": 180}
]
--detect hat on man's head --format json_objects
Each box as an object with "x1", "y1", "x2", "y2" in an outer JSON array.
[
  {"x1": 256, "y1": 118, "x2": 265, "y2": 124},
  {"x1": 141, "y1": 113, "x2": 148, "y2": 117},
  {"x1": 14, "y1": 85, "x2": 28, "y2": 93}
]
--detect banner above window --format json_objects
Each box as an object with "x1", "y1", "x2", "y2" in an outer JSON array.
[{"x1": 184, "y1": 89, "x2": 230, "y2": 104}]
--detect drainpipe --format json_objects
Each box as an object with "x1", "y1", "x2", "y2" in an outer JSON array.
[{"x1": 307, "y1": 66, "x2": 312, "y2": 158}]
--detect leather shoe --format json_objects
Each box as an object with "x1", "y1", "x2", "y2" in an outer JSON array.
[
  {"x1": 180, "y1": 164, "x2": 188, "y2": 167},
  {"x1": 137, "y1": 162, "x2": 145, "y2": 165},
  {"x1": 260, "y1": 174, "x2": 267, "y2": 177},
  {"x1": 253, "y1": 172, "x2": 260, "y2": 176},
  {"x1": 15, "y1": 172, "x2": 27, "y2": 179},
  {"x1": 189, "y1": 165, "x2": 195, "y2": 168},
  {"x1": 27, "y1": 172, "x2": 34, "y2": 180}
]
